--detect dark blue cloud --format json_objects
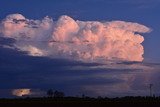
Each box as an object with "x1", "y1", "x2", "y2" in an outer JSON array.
[{"x1": 1, "y1": 36, "x2": 159, "y2": 97}]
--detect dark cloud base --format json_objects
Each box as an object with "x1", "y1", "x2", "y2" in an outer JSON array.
[{"x1": 0, "y1": 37, "x2": 160, "y2": 98}]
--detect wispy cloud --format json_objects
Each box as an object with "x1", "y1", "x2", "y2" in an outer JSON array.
[{"x1": 121, "y1": 0, "x2": 160, "y2": 9}]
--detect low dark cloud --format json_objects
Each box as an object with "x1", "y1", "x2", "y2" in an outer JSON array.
[{"x1": 0, "y1": 36, "x2": 160, "y2": 97}]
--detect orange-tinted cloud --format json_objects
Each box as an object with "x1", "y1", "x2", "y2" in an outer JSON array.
[
  {"x1": 12, "y1": 89, "x2": 31, "y2": 96},
  {"x1": 0, "y1": 14, "x2": 151, "y2": 62}
]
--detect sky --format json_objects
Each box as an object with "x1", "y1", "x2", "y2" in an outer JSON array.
[{"x1": 0, "y1": 0, "x2": 160, "y2": 97}]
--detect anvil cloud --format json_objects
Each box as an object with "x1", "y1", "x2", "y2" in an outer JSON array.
[{"x1": 0, "y1": 14, "x2": 150, "y2": 62}]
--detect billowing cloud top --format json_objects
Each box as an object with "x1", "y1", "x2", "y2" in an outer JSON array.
[{"x1": 0, "y1": 14, "x2": 150, "y2": 62}]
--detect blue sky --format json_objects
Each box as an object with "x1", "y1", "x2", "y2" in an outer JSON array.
[{"x1": 0, "y1": 0, "x2": 160, "y2": 97}]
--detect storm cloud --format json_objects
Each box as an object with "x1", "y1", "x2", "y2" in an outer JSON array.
[{"x1": 0, "y1": 14, "x2": 150, "y2": 63}]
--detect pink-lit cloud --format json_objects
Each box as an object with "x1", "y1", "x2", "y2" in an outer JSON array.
[
  {"x1": 0, "y1": 14, "x2": 151, "y2": 63},
  {"x1": 12, "y1": 89, "x2": 31, "y2": 97}
]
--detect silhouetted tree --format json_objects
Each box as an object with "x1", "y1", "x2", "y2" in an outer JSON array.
[
  {"x1": 47, "y1": 89, "x2": 54, "y2": 97},
  {"x1": 82, "y1": 94, "x2": 85, "y2": 98},
  {"x1": 54, "y1": 90, "x2": 65, "y2": 98},
  {"x1": 97, "y1": 96, "x2": 103, "y2": 99}
]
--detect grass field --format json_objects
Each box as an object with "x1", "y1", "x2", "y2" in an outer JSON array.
[{"x1": 0, "y1": 97, "x2": 160, "y2": 107}]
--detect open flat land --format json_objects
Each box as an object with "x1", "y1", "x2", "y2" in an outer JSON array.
[{"x1": 0, "y1": 97, "x2": 160, "y2": 107}]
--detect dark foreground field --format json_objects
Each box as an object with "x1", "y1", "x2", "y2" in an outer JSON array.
[{"x1": 1, "y1": 97, "x2": 160, "y2": 107}]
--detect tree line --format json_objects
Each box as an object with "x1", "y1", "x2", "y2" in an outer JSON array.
[{"x1": 47, "y1": 89, "x2": 65, "y2": 98}]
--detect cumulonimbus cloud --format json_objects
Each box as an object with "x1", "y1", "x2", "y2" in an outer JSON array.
[{"x1": 0, "y1": 14, "x2": 151, "y2": 62}]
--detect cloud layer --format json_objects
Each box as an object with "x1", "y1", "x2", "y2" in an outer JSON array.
[
  {"x1": 0, "y1": 42, "x2": 159, "y2": 97},
  {"x1": 0, "y1": 14, "x2": 150, "y2": 62}
]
